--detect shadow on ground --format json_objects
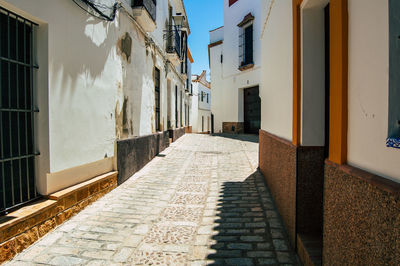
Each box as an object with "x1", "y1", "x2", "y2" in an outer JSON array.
[
  {"x1": 211, "y1": 134, "x2": 259, "y2": 144},
  {"x1": 206, "y1": 171, "x2": 299, "y2": 265}
]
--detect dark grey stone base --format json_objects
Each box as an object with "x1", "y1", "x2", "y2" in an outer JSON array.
[
  {"x1": 117, "y1": 131, "x2": 169, "y2": 185},
  {"x1": 168, "y1": 127, "x2": 185, "y2": 142}
]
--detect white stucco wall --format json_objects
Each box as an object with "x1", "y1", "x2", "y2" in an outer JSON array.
[
  {"x1": 198, "y1": 84, "x2": 211, "y2": 112},
  {"x1": 186, "y1": 57, "x2": 193, "y2": 127},
  {"x1": 190, "y1": 82, "x2": 199, "y2": 132},
  {"x1": 210, "y1": 44, "x2": 224, "y2": 133},
  {"x1": 198, "y1": 83, "x2": 211, "y2": 133},
  {"x1": 210, "y1": 27, "x2": 224, "y2": 43},
  {"x1": 210, "y1": 0, "x2": 262, "y2": 133},
  {"x1": 300, "y1": 0, "x2": 328, "y2": 146},
  {"x1": 191, "y1": 80, "x2": 211, "y2": 133},
  {"x1": 198, "y1": 110, "x2": 212, "y2": 133},
  {"x1": 260, "y1": 0, "x2": 293, "y2": 141},
  {"x1": 223, "y1": 0, "x2": 262, "y2": 77},
  {"x1": 1, "y1": 0, "x2": 188, "y2": 194},
  {"x1": 347, "y1": 0, "x2": 400, "y2": 182},
  {"x1": 1, "y1": 0, "x2": 119, "y2": 194}
]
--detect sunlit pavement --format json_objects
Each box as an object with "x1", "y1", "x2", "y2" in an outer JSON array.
[{"x1": 7, "y1": 134, "x2": 299, "y2": 265}]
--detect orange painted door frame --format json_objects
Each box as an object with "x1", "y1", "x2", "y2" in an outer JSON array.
[
  {"x1": 328, "y1": 0, "x2": 348, "y2": 164},
  {"x1": 292, "y1": 0, "x2": 348, "y2": 164},
  {"x1": 292, "y1": 0, "x2": 302, "y2": 147}
]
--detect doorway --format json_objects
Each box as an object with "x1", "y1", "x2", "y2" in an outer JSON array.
[
  {"x1": 298, "y1": 0, "x2": 330, "y2": 263},
  {"x1": 211, "y1": 114, "x2": 214, "y2": 134},
  {"x1": 243, "y1": 86, "x2": 261, "y2": 134},
  {"x1": 167, "y1": 80, "x2": 171, "y2": 129}
]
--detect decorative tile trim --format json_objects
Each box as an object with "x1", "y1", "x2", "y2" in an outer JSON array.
[{"x1": 386, "y1": 137, "x2": 400, "y2": 149}]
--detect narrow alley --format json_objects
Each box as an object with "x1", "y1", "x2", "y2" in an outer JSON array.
[{"x1": 6, "y1": 134, "x2": 298, "y2": 265}]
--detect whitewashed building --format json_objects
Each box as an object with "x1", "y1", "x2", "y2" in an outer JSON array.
[
  {"x1": 209, "y1": 0, "x2": 262, "y2": 134},
  {"x1": 191, "y1": 71, "x2": 211, "y2": 133},
  {"x1": 259, "y1": 0, "x2": 400, "y2": 265},
  {"x1": 0, "y1": 0, "x2": 192, "y2": 211}
]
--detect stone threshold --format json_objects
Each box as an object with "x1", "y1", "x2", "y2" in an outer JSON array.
[{"x1": 0, "y1": 171, "x2": 118, "y2": 264}]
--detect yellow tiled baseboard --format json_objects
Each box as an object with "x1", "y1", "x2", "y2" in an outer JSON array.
[{"x1": 0, "y1": 171, "x2": 118, "y2": 264}]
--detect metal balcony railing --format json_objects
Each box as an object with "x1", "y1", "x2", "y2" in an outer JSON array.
[
  {"x1": 166, "y1": 26, "x2": 181, "y2": 58},
  {"x1": 132, "y1": 0, "x2": 156, "y2": 22}
]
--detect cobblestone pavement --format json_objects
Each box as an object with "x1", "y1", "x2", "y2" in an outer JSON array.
[{"x1": 7, "y1": 134, "x2": 299, "y2": 265}]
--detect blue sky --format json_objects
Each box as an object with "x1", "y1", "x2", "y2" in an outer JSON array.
[{"x1": 184, "y1": 0, "x2": 224, "y2": 80}]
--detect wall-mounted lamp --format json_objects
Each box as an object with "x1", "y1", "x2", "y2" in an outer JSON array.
[{"x1": 173, "y1": 13, "x2": 187, "y2": 30}]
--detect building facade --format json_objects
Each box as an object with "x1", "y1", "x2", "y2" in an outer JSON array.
[
  {"x1": 209, "y1": 0, "x2": 262, "y2": 134},
  {"x1": 0, "y1": 0, "x2": 192, "y2": 211},
  {"x1": 190, "y1": 71, "x2": 211, "y2": 133},
  {"x1": 259, "y1": 0, "x2": 400, "y2": 264}
]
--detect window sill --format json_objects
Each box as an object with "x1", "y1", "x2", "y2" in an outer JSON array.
[
  {"x1": 239, "y1": 63, "x2": 254, "y2": 71},
  {"x1": 386, "y1": 137, "x2": 400, "y2": 149}
]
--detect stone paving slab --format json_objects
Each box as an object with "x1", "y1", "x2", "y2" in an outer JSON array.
[{"x1": 6, "y1": 134, "x2": 299, "y2": 265}]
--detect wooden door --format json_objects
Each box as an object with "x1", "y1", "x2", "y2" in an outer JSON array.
[{"x1": 244, "y1": 86, "x2": 261, "y2": 134}]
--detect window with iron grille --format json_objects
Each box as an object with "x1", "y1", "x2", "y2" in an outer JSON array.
[
  {"x1": 167, "y1": 6, "x2": 173, "y2": 53},
  {"x1": 0, "y1": 7, "x2": 39, "y2": 214},
  {"x1": 187, "y1": 104, "x2": 190, "y2": 125},
  {"x1": 238, "y1": 13, "x2": 254, "y2": 69},
  {"x1": 175, "y1": 85, "x2": 178, "y2": 128},
  {"x1": 155, "y1": 67, "x2": 160, "y2": 131},
  {"x1": 181, "y1": 32, "x2": 188, "y2": 74},
  {"x1": 180, "y1": 90, "x2": 183, "y2": 127},
  {"x1": 239, "y1": 24, "x2": 253, "y2": 67},
  {"x1": 165, "y1": 6, "x2": 181, "y2": 58},
  {"x1": 184, "y1": 103, "x2": 187, "y2": 126}
]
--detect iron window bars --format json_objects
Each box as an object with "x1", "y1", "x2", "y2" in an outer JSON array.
[
  {"x1": 180, "y1": 90, "x2": 183, "y2": 127},
  {"x1": 186, "y1": 78, "x2": 190, "y2": 92},
  {"x1": 184, "y1": 103, "x2": 187, "y2": 127},
  {"x1": 155, "y1": 67, "x2": 160, "y2": 131},
  {"x1": 175, "y1": 85, "x2": 178, "y2": 128},
  {"x1": 0, "y1": 7, "x2": 39, "y2": 214},
  {"x1": 166, "y1": 26, "x2": 181, "y2": 58},
  {"x1": 239, "y1": 24, "x2": 254, "y2": 67},
  {"x1": 181, "y1": 32, "x2": 188, "y2": 75}
]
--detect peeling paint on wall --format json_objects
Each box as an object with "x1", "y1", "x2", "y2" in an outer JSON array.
[
  {"x1": 117, "y1": 32, "x2": 132, "y2": 63},
  {"x1": 115, "y1": 96, "x2": 130, "y2": 139}
]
